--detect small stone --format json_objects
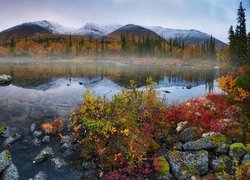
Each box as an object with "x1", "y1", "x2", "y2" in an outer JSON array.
[
  {"x1": 182, "y1": 138, "x2": 216, "y2": 151},
  {"x1": 0, "y1": 74, "x2": 12, "y2": 84},
  {"x1": 3, "y1": 163, "x2": 19, "y2": 180},
  {"x1": 33, "y1": 171, "x2": 47, "y2": 180},
  {"x1": 229, "y1": 143, "x2": 247, "y2": 161},
  {"x1": 51, "y1": 158, "x2": 67, "y2": 169},
  {"x1": 179, "y1": 127, "x2": 202, "y2": 143},
  {"x1": 32, "y1": 138, "x2": 41, "y2": 146},
  {"x1": 3, "y1": 133, "x2": 21, "y2": 146},
  {"x1": 0, "y1": 150, "x2": 12, "y2": 172},
  {"x1": 42, "y1": 136, "x2": 50, "y2": 143},
  {"x1": 33, "y1": 147, "x2": 53, "y2": 164},
  {"x1": 33, "y1": 131, "x2": 42, "y2": 137},
  {"x1": 30, "y1": 123, "x2": 36, "y2": 132}
]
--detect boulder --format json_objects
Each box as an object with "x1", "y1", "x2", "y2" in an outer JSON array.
[
  {"x1": 33, "y1": 171, "x2": 47, "y2": 180},
  {"x1": 33, "y1": 147, "x2": 53, "y2": 164},
  {"x1": 3, "y1": 133, "x2": 21, "y2": 146},
  {"x1": 0, "y1": 74, "x2": 12, "y2": 85},
  {"x1": 210, "y1": 155, "x2": 233, "y2": 173},
  {"x1": 179, "y1": 127, "x2": 202, "y2": 143},
  {"x1": 167, "y1": 150, "x2": 209, "y2": 178},
  {"x1": 182, "y1": 138, "x2": 216, "y2": 151},
  {"x1": 229, "y1": 143, "x2": 247, "y2": 161},
  {"x1": 241, "y1": 154, "x2": 250, "y2": 164},
  {"x1": 3, "y1": 164, "x2": 19, "y2": 180},
  {"x1": 51, "y1": 158, "x2": 67, "y2": 169},
  {"x1": 0, "y1": 150, "x2": 12, "y2": 172}
]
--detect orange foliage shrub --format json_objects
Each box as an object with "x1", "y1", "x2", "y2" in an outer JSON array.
[{"x1": 41, "y1": 118, "x2": 64, "y2": 134}]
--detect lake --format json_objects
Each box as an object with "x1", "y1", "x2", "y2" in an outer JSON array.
[{"x1": 0, "y1": 59, "x2": 225, "y2": 179}]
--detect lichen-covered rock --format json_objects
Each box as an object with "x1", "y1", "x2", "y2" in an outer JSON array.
[
  {"x1": 42, "y1": 136, "x2": 50, "y2": 143},
  {"x1": 203, "y1": 133, "x2": 230, "y2": 154},
  {"x1": 242, "y1": 154, "x2": 250, "y2": 164},
  {"x1": 0, "y1": 150, "x2": 12, "y2": 172},
  {"x1": 0, "y1": 126, "x2": 8, "y2": 137},
  {"x1": 33, "y1": 147, "x2": 53, "y2": 164},
  {"x1": 167, "y1": 150, "x2": 209, "y2": 178},
  {"x1": 33, "y1": 171, "x2": 47, "y2": 180},
  {"x1": 3, "y1": 163, "x2": 19, "y2": 180},
  {"x1": 51, "y1": 158, "x2": 67, "y2": 169},
  {"x1": 0, "y1": 74, "x2": 12, "y2": 85},
  {"x1": 154, "y1": 156, "x2": 170, "y2": 175},
  {"x1": 182, "y1": 138, "x2": 216, "y2": 151},
  {"x1": 179, "y1": 127, "x2": 202, "y2": 143},
  {"x1": 210, "y1": 155, "x2": 233, "y2": 173},
  {"x1": 3, "y1": 133, "x2": 21, "y2": 146},
  {"x1": 1, "y1": 127, "x2": 18, "y2": 138},
  {"x1": 229, "y1": 143, "x2": 247, "y2": 161}
]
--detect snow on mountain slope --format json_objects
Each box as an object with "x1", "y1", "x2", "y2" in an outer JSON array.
[
  {"x1": 76, "y1": 23, "x2": 122, "y2": 37},
  {"x1": 24, "y1": 20, "x2": 75, "y2": 34},
  {"x1": 145, "y1": 26, "x2": 225, "y2": 47}
]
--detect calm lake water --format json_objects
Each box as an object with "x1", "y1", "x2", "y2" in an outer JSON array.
[{"x1": 0, "y1": 59, "x2": 225, "y2": 179}]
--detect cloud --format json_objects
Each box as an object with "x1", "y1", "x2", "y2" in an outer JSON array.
[{"x1": 0, "y1": 0, "x2": 249, "y2": 42}]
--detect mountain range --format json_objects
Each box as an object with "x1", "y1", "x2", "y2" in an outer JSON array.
[{"x1": 0, "y1": 20, "x2": 225, "y2": 48}]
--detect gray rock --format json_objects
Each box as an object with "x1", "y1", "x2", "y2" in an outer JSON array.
[
  {"x1": 83, "y1": 170, "x2": 98, "y2": 180},
  {"x1": 0, "y1": 74, "x2": 12, "y2": 84},
  {"x1": 179, "y1": 127, "x2": 202, "y2": 143},
  {"x1": 82, "y1": 162, "x2": 96, "y2": 170},
  {"x1": 241, "y1": 153, "x2": 250, "y2": 164},
  {"x1": 155, "y1": 173, "x2": 173, "y2": 180},
  {"x1": 42, "y1": 136, "x2": 50, "y2": 143},
  {"x1": 167, "y1": 150, "x2": 209, "y2": 178},
  {"x1": 229, "y1": 143, "x2": 247, "y2": 161},
  {"x1": 215, "y1": 143, "x2": 229, "y2": 154},
  {"x1": 0, "y1": 150, "x2": 12, "y2": 172},
  {"x1": 32, "y1": 138, "x2": 41, "y2": 146},
  {"x1": 210, "y1": 155, "x2": 232, "y2": 173},
  {"x1": 3, "y1": 164, "x2": 19, "y2": 180},
  {"x1": 3, "y1": 133, "x2": 21, "y2": 146},
  {"x1": 33, "y1": 171, "x2": 47, "y2": 180},
  {"x1": 51, "y1": 158, "x2": 67, "y2": 169},
  {"x1": 182, "y1": 138, "x2": 216, "y2": 151},
  {"x1": 30, "y1": 123, "x2": 36, "y2": 132},
  {"x1": 33, "y1": 131, "x2": 42, "y2": 137},
  {"x1": 33, "y1": 147, "x2": 53, "y2": 164}
]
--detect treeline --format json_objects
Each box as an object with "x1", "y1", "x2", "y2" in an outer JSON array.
[
  {"x1": 228, "y1": 2, "x2": 250, "y2": 66},
  {"x1": 0, "y1": 32, "x2": 220, "y2": 61}
]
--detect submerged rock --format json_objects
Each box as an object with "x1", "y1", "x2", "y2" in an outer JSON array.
[
  {"x1": 0, "y1": 74, "x2": 12, "y2": 85},
  {"x1": 32, "y1": 171, "x2": 47, "y2": 180},
  {"x1": 33, "y1": 131, "x2": 42, "y2": 137},
  {"x1": 32, "y1": 138, "x2": 41, "y2": 146},
  {"x1": 51, "y1": 158, "x2": 67, "y2": 169},
  {"x1": 1, "y1": 127, "x2": 18, "y2": 138},
  {"x1": 167, "y1": 150, "x2": 209, "y2": 178},
  {"x1": 182, "y1": 138, "x2": 216, "y2": 151},
  {"x1": 33, "y1": 147, "x2": 53, "y2": 164},
  {"x1": 3, "y1": 163, "x2": 19, "y2": 180},
  {"x1": 3, "y1": 133, "x2": 21, "y2": 147},
  {"x1": 0, "y1": 150, "x2": 12, "y2": 172},
  {"x1": 42, "y1": 136, "x2": 50, "y2": 143},
  {"x1": 30, "y1": 123, "x2": 37, "y2": 132}
]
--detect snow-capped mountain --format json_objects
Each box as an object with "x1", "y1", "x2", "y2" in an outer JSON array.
[
  {"x1": 145, "y1": 26, "x2": 225, "y2": 48},
  {"x1": 24, "y1": 20, "x2": 75, "y2": 34},
  {"x1": 75, "y1": 23, "x2": 122, "y2": 37}
]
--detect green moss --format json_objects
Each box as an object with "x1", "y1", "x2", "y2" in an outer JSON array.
[
  {"x1": 155, "y1": 156, "x2": 170, "y2": 175},
  {"x1": 184, "y1": 165, "x2": 197, "y2": 175},
  {"x1": 0, "y1": 126, "x2": 7, "y2": 134},
  {"x1": 4, "y1": 150, "x2": 11, "y2": 160},
  {"x1": 230, "y1": 143, "x2": 247, "y2": 151},
  {"x1": 246, "y1": 144, "x2": 250, "y2": 154},
  {"x1": 205, "y1": 133, "x2": 228, "y2": 146}
]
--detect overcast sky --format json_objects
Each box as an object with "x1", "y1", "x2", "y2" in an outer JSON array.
[{"x1": 0, "y1": 0, "x2": 249, "y2": 42}]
